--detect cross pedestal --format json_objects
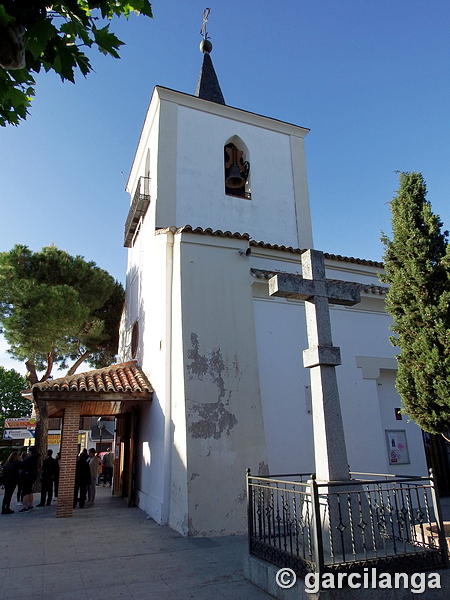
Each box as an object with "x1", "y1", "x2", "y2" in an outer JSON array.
[{"x1": 269, "y1": 249, "x2": 360, "y2": 483}]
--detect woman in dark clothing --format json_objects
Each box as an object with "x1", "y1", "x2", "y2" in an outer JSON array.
[
  {"x1": 16, "y1": 450, "x2": 27, "y2": 504},
  {"x1": 1, "y1": 452, "x2": 19, "y2": 514},
  {"x1": 73, "y1": 453, "x2": 91, "y2": 508},
  {"x1": 19, "y1": 446, "x2": 39, "y2": 512}
]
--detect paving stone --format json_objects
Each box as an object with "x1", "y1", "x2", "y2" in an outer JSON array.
[{"x1": 0, "y1": 485, "x2": 274, "y2": 600}]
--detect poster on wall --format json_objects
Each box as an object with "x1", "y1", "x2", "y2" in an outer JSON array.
[{"x1": 385, "y1": 429, "x2": 410, "y2": 465}]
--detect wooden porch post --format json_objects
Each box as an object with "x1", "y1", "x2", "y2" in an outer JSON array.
[{"x1": 56, "y1": 401, "x2": 81, "y2": 518}]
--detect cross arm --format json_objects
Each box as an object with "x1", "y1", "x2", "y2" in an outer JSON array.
[
  {"x1": 268, "y1": 273, "x2": 316, "y2": 300},
  {"x1": 268, "y1": 273, "x2": 361, "y2": 306}
]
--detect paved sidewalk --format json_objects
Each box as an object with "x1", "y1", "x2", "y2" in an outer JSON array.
[{"x1": 0, "y1": 486, "x2": 273, "y2": 600}]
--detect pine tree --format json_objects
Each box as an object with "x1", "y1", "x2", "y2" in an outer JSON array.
[
  {"x1": 381, "y1": 172, "x2": 450, "y2": 435},
  {"x1": 0, "y1": 244, "x2": 125, "y2": 479}
]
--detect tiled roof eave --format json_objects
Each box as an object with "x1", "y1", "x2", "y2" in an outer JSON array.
[
  {"x1": 32, "y1": 361, "x2": 153, "y2": 398},
  {"x1": 155, "y1": 225, "x2": 384, "y2": 268},
  {"x1": 34, "y1": 389, "x2": 152, "y2": 402}
]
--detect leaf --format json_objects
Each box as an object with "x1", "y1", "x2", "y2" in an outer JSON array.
[
  {"x1": 0, "y1": 0, "x2": 152, "y2": 126},
  {"x1": 25, "y1": 19, "x2": 59, "y2": 60},
  {"x1": 133, "y1": 0, "x2": 154, "y2": 18},
  {"x1": 0, "y1": 5, "x2": 14, "y2": 27},
  {"x1": 8, "y1": 67, "x2": 35, "y2": 86},
  {"x1": 60, "y1": 17, "x2": 93, "y2": 47},
  {"x1": 92, "y1": 24, "x2": 124, "y2": 58},
  {"x1": 43, "y1": 39, "x2": 92, "y2": 82},
  {"x1": 0, "y1": 68, "x2": 34, "y2": 126}
]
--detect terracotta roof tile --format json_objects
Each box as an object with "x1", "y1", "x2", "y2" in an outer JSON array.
[
  {"x1": 33, "y1": 361, "x2": 153, "y2": 395},
  {"x1": 156, "y1": 225, "x2": 383, "y2": 267},
  {"x1": 250, "y1": 240, "x2": 302, "y2": 254}
]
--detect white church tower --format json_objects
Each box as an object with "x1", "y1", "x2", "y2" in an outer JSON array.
[
  {"x1": 120, "y1": 36, "x2": 315, "y2": 536},
  {"x1": 119, "y1": 30, "x2": 429, "y2": 536}
]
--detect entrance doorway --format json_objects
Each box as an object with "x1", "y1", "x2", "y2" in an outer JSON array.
[{"x1": 114, "y1": 408, "x2": 137, "y2": 507}]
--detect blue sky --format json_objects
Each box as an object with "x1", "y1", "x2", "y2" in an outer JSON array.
[{"x1": 1, "y1": 0, "x2": 450, "y2": 374}]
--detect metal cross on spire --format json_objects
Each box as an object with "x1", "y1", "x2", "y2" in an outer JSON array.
[{"x1": 200, "y1": 7, "x2": 211, "y2": 39}]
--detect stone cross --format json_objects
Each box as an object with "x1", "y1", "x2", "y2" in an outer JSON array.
[{"x1": 269, "y1": 249, "x2": 361, "y2": 482}]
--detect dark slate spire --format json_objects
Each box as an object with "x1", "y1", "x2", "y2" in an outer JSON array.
[{"x1": 195, "y1": 8, "x2": 225, "y2": 105}]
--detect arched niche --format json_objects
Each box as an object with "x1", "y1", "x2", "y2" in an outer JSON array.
[
  {"x1": 131, "y1": 320, "x2": 139, "y2": 359},
  {"x1": 224, "y1": 135, "x2": 251, "y2": 199}
]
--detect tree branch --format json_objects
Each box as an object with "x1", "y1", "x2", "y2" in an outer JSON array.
[
  {"x1": 25, "y1": 360, "x2": 38, "y2": 385},
  {"x1": 39, "y1": 351, "x2": 54, "y2": 382},
  {"x1": 66, "y1": 350, "x2": 91, "y2": 376}
]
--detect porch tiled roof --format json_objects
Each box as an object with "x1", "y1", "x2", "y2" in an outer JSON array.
[{"x1": 33, "y1": 361, "x2": 153, "y2": 395}]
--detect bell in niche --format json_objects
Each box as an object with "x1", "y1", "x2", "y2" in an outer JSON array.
[
  {"x1": 224, "y1": 143, "x2": 250, "y2": 192},
  {"x1": 226, "y1": 164, "x2": 245, "y2": 188}
]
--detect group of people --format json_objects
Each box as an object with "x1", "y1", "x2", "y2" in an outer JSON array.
[
  {"x1": 1, "y1": 446, "x2": 114, "y2": 514},
  {"x1": 1, "y1": 446, "x2": 59, "y2": 514},
  {"x1": 74, "y1": 447, "x2": 114, "y2": 509}
]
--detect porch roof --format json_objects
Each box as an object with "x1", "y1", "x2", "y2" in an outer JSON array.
[{"x1": 31, "y1": 361, "x2": 153, "y2": 418}]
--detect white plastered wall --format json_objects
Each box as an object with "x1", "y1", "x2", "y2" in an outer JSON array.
[
  {"x1": 177, "y1": 232, "x2": 268, "y2": 536},
  {"x1": 151, "y1": 88, "x2": 313, "y2": 249},
  {"x1": 251, "y1": 254, "x2": 428, "y2": 479},
  {"x1": 358, "y1": 362, "x2": 428, "y2": 476},
  {"x1": 253, "y1": 294, "x2": 315, "y2": 475},
  {"x1": 120, "y1": 87, "x2": 177, "y2": 524}
]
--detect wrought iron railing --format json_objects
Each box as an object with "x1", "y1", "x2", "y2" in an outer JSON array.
[
  {"x1": 124, "y1": 176, "x2": 151, "y2": 247},
  {"x1": 247, "y1": 470, "x2": 449, "y2": 579}
]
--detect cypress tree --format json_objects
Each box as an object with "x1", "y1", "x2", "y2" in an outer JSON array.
[{"x1": 381, "y1": 172, "x2": 450, "y2": 435}]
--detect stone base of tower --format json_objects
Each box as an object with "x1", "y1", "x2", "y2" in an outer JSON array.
[{"x1": 244, "y1": 555, "x2": 449, "y2": 600}]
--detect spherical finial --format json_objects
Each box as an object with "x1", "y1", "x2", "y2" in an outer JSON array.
[{"x1": 199, "y1": 39, "x2": 212, "y2": 54}]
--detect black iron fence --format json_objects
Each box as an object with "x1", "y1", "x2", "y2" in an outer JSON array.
[{"x1": 247, "y1": 470, "x2": 449, "y2": 579}]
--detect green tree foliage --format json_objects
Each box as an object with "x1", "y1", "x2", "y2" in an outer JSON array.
[
  {"x1": 0, "y1": 1, "x2": 153, "y2": 126},
  {"x1": 0, "y1": 244, "x2": 125, "y2": 384},
  {"x1": 0, "y1": 367, "x2": 31, "y2": 464},
  {"x1": 0, "y1": 244, "x2": 124, "y2": 470},
  {"x1": 0, "y1": 366, "x2": 31, "y2": 435},
  {"x1": 381, "y1": 172, "x2": 450, "y2": 435}
]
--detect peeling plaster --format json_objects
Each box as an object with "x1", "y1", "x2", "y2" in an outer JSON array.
[
  {"x1": 188, "y1": 400, "x2": 238, "y2": 439},
  {"x1": 186, "y1": 333, "x2": 238, "y2": 439},
  {"x1": 187, "y1": 333, "x2": 227, "y2": 399}
]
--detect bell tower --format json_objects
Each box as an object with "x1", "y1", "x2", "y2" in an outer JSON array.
[
  {"x1": 124, "y1": 14, "x2": 313, "y2": 251},
  {"x1": 120, "y1": 10, "x2": 313, "y2": 536}
]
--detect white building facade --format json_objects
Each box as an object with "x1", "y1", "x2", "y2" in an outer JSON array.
[{"x1": 119, "y1": 71, "x2": 428, "y2": 537}]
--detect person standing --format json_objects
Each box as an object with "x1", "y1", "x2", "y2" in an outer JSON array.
[
  {"x1": 96, "y1": 452, "x2": 102, "y2": 485},
  {"x1": 16, "y1": 450, "x2": 27, "y2": 505},
  {"x1": 86, "y1": 448, "x2": 99, "y2": 505},
  {"x1": 102, "y1": 447, "x2": 114, "y2": 487},
  {"x1": 73, "y1": 452, "x2": 91, "y2": 508},
  {"x1": 19, "y1": 446, "x2": 39, "y2": 513},
  {"x1": 37, "y1": 449, "x2": 58, "y2": 507},
  {"x1": 1, "y1": 452, "x2": 20, "y2": 514},
  {"x1": 53, "y1": 452, "x2": 60, "y2": 500}
]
